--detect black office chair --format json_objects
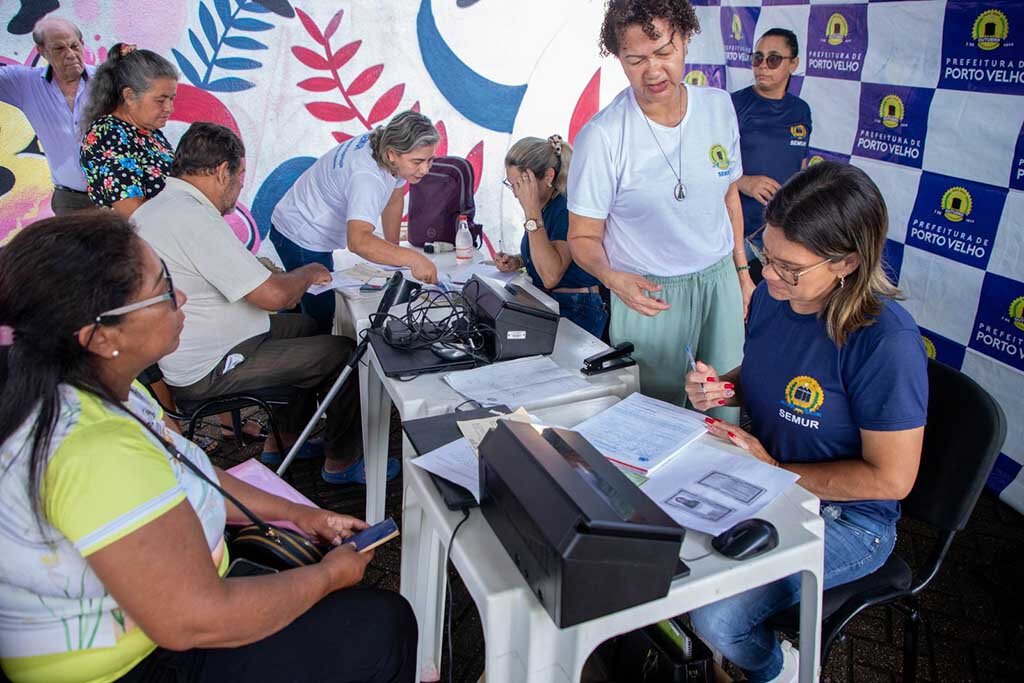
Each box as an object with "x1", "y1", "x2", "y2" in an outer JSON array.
[
  {"x1": 137, "y1": 364, "x2": 297, "y2": 456},
  {"x1": 768, "y1": 359, "x2": 1007, "y2": 681}
]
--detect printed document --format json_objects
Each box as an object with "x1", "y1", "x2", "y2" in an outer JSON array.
[
  {"x1": 456, "y1": 407, "x2": 533, "y2": 452},
  {"x1": 410, "y1": 437, "x2": 480, "y2": 502},
  {"x1": 307, "y1": 271, "x2": 364, "y2": 295},
  {"x1": 641, "y1": 439, "x2": 799, "y2": 535},
  {"x1": 443, "y1": 356, "x2": 590, "y2": 407},
  {"x1": 449, "y1": 262, "x2": 517, "y2": 284},
  {"x1": 574, "y1": 393, "x2": 707, "y2": 475}
]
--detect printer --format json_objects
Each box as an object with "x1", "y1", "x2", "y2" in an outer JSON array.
[
  {"x1": 461, "y1": 274, "x2": 559, "y2": 361},
  {"x1": 478, "y1": 420, "x2": 685, "y2": 628}
]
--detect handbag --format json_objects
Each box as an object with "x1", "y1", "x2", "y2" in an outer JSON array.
[{"x1": 148, "y1": 423, "x2": 324, "y2": 571}]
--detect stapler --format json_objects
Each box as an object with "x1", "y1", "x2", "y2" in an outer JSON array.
[{"x1": 581, "y1": 341, "x2": 637, "y2": 376}]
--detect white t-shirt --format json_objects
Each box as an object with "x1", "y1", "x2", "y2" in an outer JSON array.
[
  {"x1": 134, "y1": 178, "x2": 272, "y2": 387},
  {"x1": 271, "y1": 133, "x2": 406, "y2": 252},
  {"x1": 567, "y1": 84, "x2": 743, "y2": 277}
]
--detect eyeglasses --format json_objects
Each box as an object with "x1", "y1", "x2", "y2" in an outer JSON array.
[
  {"x1": 502, "y1": 178, "x2": 514, "y2": 189},
  {"x1": 745, "y1": 225, "x2": 835, "y2": 287},
  {"x1": 95, "y1": 259, "x2": 177, "y2": 324},
  {"x1": 751, "y1": 52, "x2": 795, "y2": 69}
]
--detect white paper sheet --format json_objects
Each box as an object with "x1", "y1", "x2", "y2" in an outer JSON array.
[
  {"x1": 574, "y1": 393, "x2": 708, "y2": 474},
  {"x1": 456, "y1": 407, "x2": 533, "y2": 451},
  {"x1": 640, "y1": 440, "x2": 800, "y2": 535},
  {"x1": 448, "y1": 262, "x2": 517, "y2": 284},
  {"x1": 443, "y1": 356, "x2": 590, "y2": 407},
  {"x1": 409, "y1": 437, "x2": 480, "y2": 502},
  {"x1": 307, "y1": 271, "x2": 365, "y2": 295}
]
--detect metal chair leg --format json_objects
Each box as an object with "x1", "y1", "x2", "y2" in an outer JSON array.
[
  {"x1": 902, "y1": 599, "x2": 921, "y2": 683},
  {"x1": 230, "y1": 409, "x2": 244, "y2": 445}
]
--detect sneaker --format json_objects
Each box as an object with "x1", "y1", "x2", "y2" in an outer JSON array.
[
  {"x1": 321, "y1": 457, "x2": 401, "y2": 485},
  {"x1": 258, "y1": 440, "x2": 323, "y2": 466},
  {"x1": 766, "y1": 640, "x2": 799, "y2": 683}
]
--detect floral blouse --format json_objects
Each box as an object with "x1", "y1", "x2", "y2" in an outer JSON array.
[{"x1": 80, "y1": 115, "x2": 174, "y2": 208}]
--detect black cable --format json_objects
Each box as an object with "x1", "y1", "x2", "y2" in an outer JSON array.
[{"x1": 446, "y1": 509, "x2": 472, "y2": 683}]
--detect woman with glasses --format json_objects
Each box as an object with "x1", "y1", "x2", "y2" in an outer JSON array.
[
  {"x1": 494, "y1": 135, "x2": 607, "y2": 337},
  {"x1": 731, "y1": 28, "x2": 812, "y2": 282},
  {"x1": 684, "y1": 162, "x2": 927, "y2": 683},
  {"x1": 0, "y1": 213, "x2": 417, "y2": 683}
]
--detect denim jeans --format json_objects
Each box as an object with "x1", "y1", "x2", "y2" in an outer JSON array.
[
  {"x1": 549, "y1": 291, "x2": 607, "y2": 338},
  {"x1": 269, "y1": 226, "x2": 335, "y2": 333},
  {"x1": 689, "y1": 504, "x2": 897, "y2": 682}
]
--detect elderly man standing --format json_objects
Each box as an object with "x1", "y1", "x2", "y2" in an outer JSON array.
[{"x1": 0, "y1": 16, "x2": 93, "y2": 213}]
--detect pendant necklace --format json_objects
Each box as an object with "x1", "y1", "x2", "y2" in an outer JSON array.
[{"x1": 642, "y1": 86, "x2": 686, "y2": 201}]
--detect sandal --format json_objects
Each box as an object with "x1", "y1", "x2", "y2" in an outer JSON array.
[
  {"x1": 321, "y1": 458, "x2": 400, "y2": 485},
  {"x1": 258, "y1": 440, "x2": 324, "y2": 466}
]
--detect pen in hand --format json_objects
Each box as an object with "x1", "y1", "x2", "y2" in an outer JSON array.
[{"x1": 685, "y1": 345, "x2": 705, "y2": 394}]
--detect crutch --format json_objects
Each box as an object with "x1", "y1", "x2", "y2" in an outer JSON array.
[{"x1": 276, "y1": 271, "x2": 421, "y2": 476}]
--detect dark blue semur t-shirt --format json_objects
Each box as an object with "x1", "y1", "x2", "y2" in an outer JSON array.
[
  {"x1": 740, "y1": 284, "x2": 928, "y2": 525},
  {"x1": 521, "y1": 193, "x2": 600, "y2": 290},
  {"x1": 731, "y1": 86, "x2": 812, "y2": 235}
]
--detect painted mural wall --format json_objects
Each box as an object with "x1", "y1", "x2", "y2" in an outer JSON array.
[{"x1": 2, "y1": 0, "x2": 1023, "y2": 513}]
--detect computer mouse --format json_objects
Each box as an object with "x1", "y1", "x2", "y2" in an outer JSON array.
[
  {"x1": 430, "y1": 342, "x2": 471, "y2": 361},
  {"x1": 712, "y1": 518, "x2": 779, "y2": 560}
]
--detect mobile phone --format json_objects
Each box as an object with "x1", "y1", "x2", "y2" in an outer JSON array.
[{"x1": 343, "y1": 517, "x2": 400, "y2": 553}]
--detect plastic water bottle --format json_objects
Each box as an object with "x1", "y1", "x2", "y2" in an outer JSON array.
[{"x1": 455, "y1": 214, "x2": 473, "y2": 264}]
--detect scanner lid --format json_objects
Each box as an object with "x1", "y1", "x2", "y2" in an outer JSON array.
[{"x1": 483, "y1": 421, "x2": 683, "y2": 543}]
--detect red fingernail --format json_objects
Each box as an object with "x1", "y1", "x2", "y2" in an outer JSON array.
[
  {"x1": 707, "y1": 377, "x2": 717, "y2": 382},
  {"x1": 724, "y1": 383, "x2": 735, "y2": 390},
  {"x1": 704, "y1": 417, "x2": 715, "y2": 424},
  {"x1": 718, "y1": 399, "x2": 726, "y2": 406},
  {"x1": 727, "y1": 431, "x2": 736, "y2": 438}
]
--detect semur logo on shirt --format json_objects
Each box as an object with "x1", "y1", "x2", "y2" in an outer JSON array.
[
  {"x1": 779, "y1": 375, "x2": 824, "y2": 429},
  {"x1": 708, "y1": 143, "x2": 732, "y2": 177}
]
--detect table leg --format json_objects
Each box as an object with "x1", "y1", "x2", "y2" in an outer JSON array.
[
  {"x1": 361, "y1": 356, "x2": 391, "y2": 524},
  {"x1": 798, "y1": 567, "x2": 824, "y2": 682}
]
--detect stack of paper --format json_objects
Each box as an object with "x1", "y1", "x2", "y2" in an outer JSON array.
[
  {"x1": 409, "y1": 437, "x2": 481, "y2": 501},
  {"x1": 574, "y1": 393, "x2": 707, "y2": 475},
  {"x1": 443, "y1": 356, "x2": 590, "y2": 407},
  {"x1": 456, "y1": 407, "x2": 533, "y2": 451}
]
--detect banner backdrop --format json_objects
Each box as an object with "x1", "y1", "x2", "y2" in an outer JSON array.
[{"x1": 1, "y1": 0, "x2": 1022, "y2": 511}]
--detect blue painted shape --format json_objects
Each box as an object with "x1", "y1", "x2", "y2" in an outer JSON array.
[
  {"x1": 251, "y1": 156, "x2": 315, "y2": 239},
  {"x1": 416, "y1": 0, "x2": 527, "y2": 133}
]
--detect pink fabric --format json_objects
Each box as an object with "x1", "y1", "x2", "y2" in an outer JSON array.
[{"x1": 225, "y1": 459, "x2": 319, "y2": 537}]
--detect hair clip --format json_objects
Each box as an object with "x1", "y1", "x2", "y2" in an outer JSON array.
[
  {"x1": 119, "y1": 43, "x2": 138, "y2": 57},
  {"x1": 548, "y1": 134, "x2": 563, "y2": 156},
  {"x1": 0, "y1": 325, "x2": 15, "y2": 347}
]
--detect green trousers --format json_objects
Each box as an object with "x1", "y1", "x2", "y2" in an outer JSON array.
[{"x1": 610, "y1": 255, "x2": 744, "y2": 421}]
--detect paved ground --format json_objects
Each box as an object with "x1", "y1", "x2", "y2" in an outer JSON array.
[{"x1": 206, "y1": 411, "x2": 1024, "y2": 683}]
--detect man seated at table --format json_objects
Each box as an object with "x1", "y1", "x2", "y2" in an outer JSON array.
[{"x1": 133, "y1": 122, "x2": 398, "y2": 484}]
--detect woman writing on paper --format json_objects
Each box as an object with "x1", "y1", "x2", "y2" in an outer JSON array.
[
  {"x1": 495, "y1": 135, "x2": 608, "y2": 337},
  {"x1": 568, "y1": 0, "x2": 753, "y2": 416},
  {"x1": 684, "y1": 162, "x2": 927, "y2": 682},
  {"x1": 0, "y1": 213, "x2": 417, "y2": 683},
  {"x1": 270, "y1": 110, "x2": 441, "y2": 332}
]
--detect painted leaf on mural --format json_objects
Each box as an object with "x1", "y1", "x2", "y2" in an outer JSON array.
[
  {"x1": 348, "y1": 65, "x2": 384, "y2": 96},
  {"x1": 287, "y1": 7, "x2": 485, "y2": 185},
  {"x1": 306, "y1": 102, "x2": 357, "y2": 123},
  {"x1": 324, "y1": 10, "x2": 344, "y2": 41},
  {"x1": 368, "y1": 84, "x2": 404, "y2": 125},
  {"x1": 292, "y1": 47, "x2": 329, "y2": 71},
  {"x1": 176, "y1": 0, "x2": 291, "y2": 93},
  {"x1": 330, "y1": 41, "x2": 361, "y2": 70},
  {"x1": 252, "y1": 0, "x2": 295, "y2": 18},
  {"x1": 297, "y1": 77, "x2": 337, "y2": 92}
]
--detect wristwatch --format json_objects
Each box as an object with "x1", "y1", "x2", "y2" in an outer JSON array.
[{"x1": 523, "y1": 219, "x2": 540, "y2": 233}]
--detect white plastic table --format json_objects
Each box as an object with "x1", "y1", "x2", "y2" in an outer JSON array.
[
  {"x1": 400, "y1": 396, "x2": 826, "y2": 683},
  {"x1": 329, "y1": 245, "x2": 573, "y2": 523}
]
